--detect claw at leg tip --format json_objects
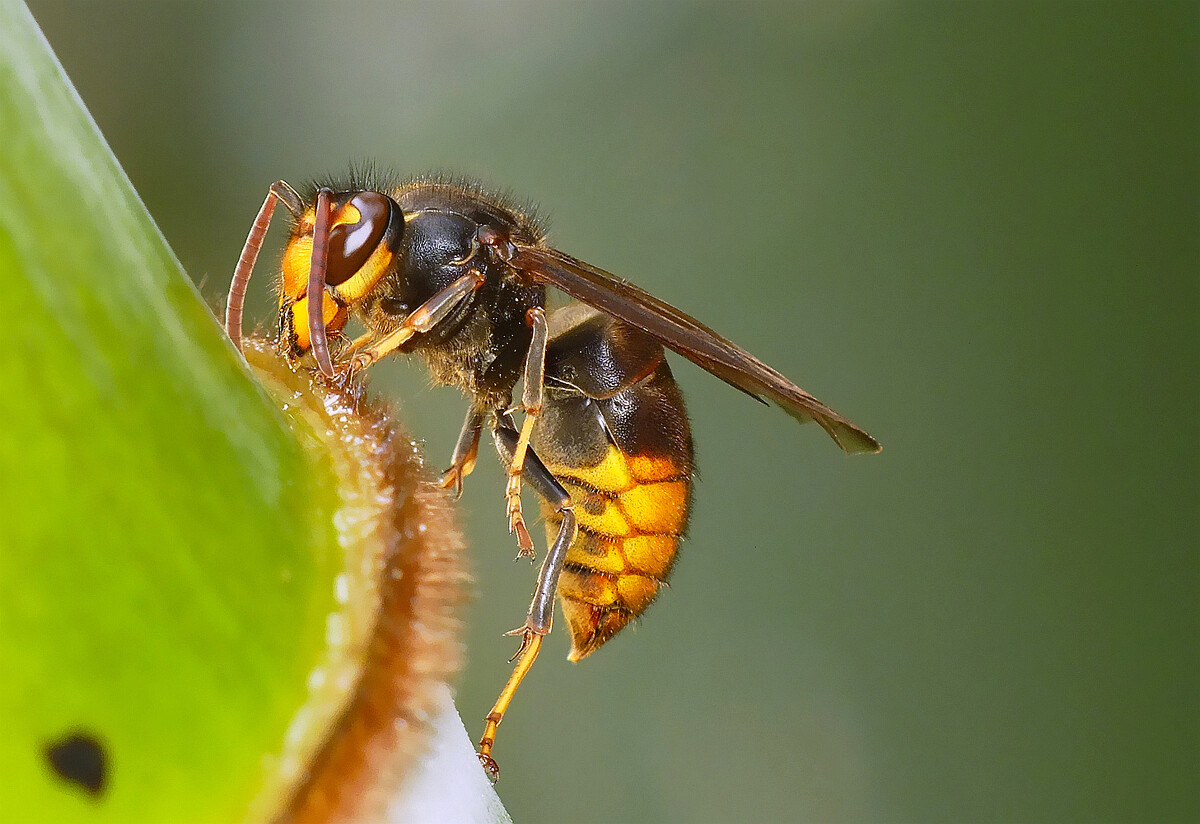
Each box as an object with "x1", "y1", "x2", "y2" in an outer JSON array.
[
  {"x1": 512, "y1": 521, "x2": 535, "y2": 560},
  {"x1": 477, "y1": 752, "x2": 499, "y2": 784}
]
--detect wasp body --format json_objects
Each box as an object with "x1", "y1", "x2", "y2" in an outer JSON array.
[{"x1": 225, "y1": 173, "x2": 876, "y2": 777}]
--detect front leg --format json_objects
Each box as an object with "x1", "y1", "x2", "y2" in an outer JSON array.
[
  {"x1": 344, "y1": 269, "x2": 486, "y2": 372},
  {"x1": 504, "y1": 306, "x2": 549, "y2": 560}
]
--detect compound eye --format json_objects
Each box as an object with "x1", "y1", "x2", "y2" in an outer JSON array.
[{"x1": 325, "y1": 191, "x2": 398, "y2": 287}]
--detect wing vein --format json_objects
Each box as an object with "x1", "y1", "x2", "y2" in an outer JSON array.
[{"x1": 511, "y1": 246, "x2": 880, "y2": 454}]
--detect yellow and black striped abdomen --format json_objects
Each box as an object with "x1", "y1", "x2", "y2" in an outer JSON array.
[{"x1": 533, "y1": 307, "x2": 694, "y2": 661}]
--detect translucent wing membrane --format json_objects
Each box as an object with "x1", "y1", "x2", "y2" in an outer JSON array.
[{"x1": 510, "y1": 245, "x2": 880, "y2": 454}]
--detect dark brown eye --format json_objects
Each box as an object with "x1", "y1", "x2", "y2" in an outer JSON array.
[{"x1": 325, "y1": 191, "x2": 396, "y2": 287}]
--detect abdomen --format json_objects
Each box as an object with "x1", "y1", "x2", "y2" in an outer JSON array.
[{"x1": 532, "y1": 306, "x2": 694, "y2": 661}]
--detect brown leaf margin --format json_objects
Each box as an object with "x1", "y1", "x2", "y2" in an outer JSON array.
[{"x1": 240, "y1": 339, "x2": 468, "y2": 824}]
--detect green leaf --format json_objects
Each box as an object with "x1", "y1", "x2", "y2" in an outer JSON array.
[
  {"x1": 0, "y1": 3, "x2": 343, "y2": 820},
  {"x1": 0, "y1": 5, "x2": 512, "y2": 820}
]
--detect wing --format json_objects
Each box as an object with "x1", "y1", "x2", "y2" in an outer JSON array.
[{"x1": 510, "y1": 245, "x2": 881, "y2": 454}]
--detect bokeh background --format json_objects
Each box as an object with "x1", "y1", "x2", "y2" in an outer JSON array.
[{"x1": 26, "y1": 2, "x2": 1196, "y2": 822}]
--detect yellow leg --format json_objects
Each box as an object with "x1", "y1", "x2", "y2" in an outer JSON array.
[
  {"x1": 479, "y1": 421, "x2": 577, "y2": 782},
  {"x1": 341, "y1": 329, "x2": 376, "y2": 358},
  {"x1": 348, "y1": 325, "x2": 417, "y2": 372},
  {"x1": 477, "y1": 629, "x2": 544, "y2": 782},
  {"x1": 344, "y1": 270, "x2": 485, "y2": 372},
  {"x1": 504, "y1": 306, "x2": 549, "y2": 560},
  {"x1": 505, "y1": 412, "x2": 539, "y2": 559}
]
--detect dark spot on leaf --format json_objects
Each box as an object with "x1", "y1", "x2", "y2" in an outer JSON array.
[{"x1": 44, "y1": 731, "x2": 108, "y2": 798}]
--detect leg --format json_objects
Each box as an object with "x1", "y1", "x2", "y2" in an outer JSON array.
[
  {"x1": 478, "y1": 421, "x2": 577, "y2": 779},
  {"x1": 504, "y1": 306, "x2": 549, "y2": 559},
  {"x1": 342, "y1": 329, "x2": 376, "y2": 357},
  {"x1": 345, "y1": 269, "x2": 486, "y2": 372},
  {"x1": 438, "y1": 406, "x2": 485, "y2": 498}
]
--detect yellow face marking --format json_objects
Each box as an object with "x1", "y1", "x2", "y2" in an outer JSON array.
[
  {"x1": 620, "y1": 480, "x2": 689, "y2": 535},
  {"x1": 333, "y1": 242, "x2": 395, "y2": 303},
  {"x1": 283, "y1": 202, "x2": 391, "y2": 305},
  {"x1": 281, "y1": 236, "x2": 314, "y2": 302},
  {"x1": 290, "y1": 294, "x2": 346, "y2": 351}
]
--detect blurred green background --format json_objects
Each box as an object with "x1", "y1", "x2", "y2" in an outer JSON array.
[{"x1": 25, "y1": 2, "x2": 1196, "y2": 822}]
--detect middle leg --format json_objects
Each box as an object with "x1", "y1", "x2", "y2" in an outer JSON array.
[{"x1": 504, "y1": 306, "x2": 549, "y2": 559}]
